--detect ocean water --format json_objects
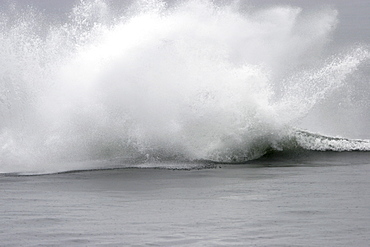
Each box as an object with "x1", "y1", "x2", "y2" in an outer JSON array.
[{"x1": 0, "y1": 0, "x2": 369, "y2": 246}]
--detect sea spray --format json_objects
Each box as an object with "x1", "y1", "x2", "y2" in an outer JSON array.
[{"x1": 0, "y1": 0, "x2": 369, "y2": 174}]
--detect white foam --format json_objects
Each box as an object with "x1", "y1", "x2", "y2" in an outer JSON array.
[{"x1": 0, "y1": 0, "x2": 369, "y2": 173}]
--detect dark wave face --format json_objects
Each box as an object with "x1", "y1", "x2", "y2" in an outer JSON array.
[{"x1": 0, "y1": 0, "x2": 369, "y2": 175}]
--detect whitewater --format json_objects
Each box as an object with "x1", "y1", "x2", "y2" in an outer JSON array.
[
  {"x1": 1, "y1": 1, "x2": 370, "y2": 246},
  {"x1": 0, "y1": 0, "x2": 369, "y2": 174}
]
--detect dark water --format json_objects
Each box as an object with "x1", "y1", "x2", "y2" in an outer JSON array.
[{"x1": 1, "y1": 153, "x2": 370, "y2": 246}]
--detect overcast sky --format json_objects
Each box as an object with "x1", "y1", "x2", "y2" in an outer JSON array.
[{"x1": 0, "y1": 0, "x2": 369, "y2": 44}]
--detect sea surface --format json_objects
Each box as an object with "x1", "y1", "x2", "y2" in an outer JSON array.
[
  {"x1": 1, "y1": 153, "x2": 370, "y2": 246},
  {"x1": 1, "y1": 0, "x2": 369, "y2": 246}
]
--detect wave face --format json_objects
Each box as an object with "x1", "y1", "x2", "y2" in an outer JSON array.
[{"x1": 0, "y1": 0, "x2": 369, "y2": 174}]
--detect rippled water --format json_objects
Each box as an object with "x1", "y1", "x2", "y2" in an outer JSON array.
[{"x1": 1, "y1": 153, "x2": 370, "y2": 246}]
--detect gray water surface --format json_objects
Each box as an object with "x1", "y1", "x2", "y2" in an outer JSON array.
[{"x1": 1, "y1": 161, "x2": 370, "y2": 246}]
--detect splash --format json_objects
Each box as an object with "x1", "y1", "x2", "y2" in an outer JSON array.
[{"x1": 0, "y1": 0, "x2": 369, "y2": 174}]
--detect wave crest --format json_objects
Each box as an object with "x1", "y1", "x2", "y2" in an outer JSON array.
[{"x1": 0, "y1": 0, "x2": 369, "y2": 174}]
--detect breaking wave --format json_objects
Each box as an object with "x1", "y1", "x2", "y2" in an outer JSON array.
[{"x1": 0, "y1": 0, "x2": 369, "y2": 174}]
